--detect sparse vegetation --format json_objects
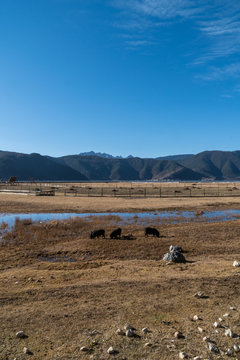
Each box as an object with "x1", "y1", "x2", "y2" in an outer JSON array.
[{"x1": 1, "y1": 211, "x2": 240, "y2": 359}]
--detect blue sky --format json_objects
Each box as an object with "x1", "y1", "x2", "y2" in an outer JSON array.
[{"x1": 1, "y1": 0, "x2": 240, "y2": 158}]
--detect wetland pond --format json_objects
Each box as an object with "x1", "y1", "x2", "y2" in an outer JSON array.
[{"x1": 1, "y1": 209, "x2": 240, "y2": 230}]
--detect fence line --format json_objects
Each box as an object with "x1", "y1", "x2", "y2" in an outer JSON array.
[{"x1": 1, "y1": 183, "x2": 240, "y2": 198}]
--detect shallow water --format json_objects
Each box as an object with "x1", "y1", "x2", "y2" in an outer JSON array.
[{"x1": 0, "y1": 209, "x2": 240, "y2": 230}]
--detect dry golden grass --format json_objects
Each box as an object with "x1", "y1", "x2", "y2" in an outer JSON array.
[
  {"x1": 1, "y1": 216, "x2": 240, "y2": 359},
  {"x1": 2, "y1": 192, "x2": 240, "y2": 214}
]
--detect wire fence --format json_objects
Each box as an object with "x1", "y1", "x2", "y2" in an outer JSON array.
[{"x1": 1, "y1": 182, "x2": 240, "y2": 198}]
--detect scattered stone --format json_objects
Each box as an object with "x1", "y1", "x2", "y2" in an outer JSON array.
[
  {"x1": 194, "y1": 292, "x2": 206, "y2": 299},
  {"x1": 208, "y1": 343, "x2": 219, "y2": 353},
  {"x1": 225, "y1": 328, "x2": 233, "y2": 338},
  {"x1": 163, "y1": 246, "x2": 186, "y2": 263},
  {"x1": 90, "y1": 329, "x2": 99, "y2": 336},
  {"x1": 15, "y1": 281, "x2": 19, "y2": 285},
  {"x1": 193, "y1": 315, "x2": 200, "y2": 321},
  {"x1": 126, "y1": 329, "x2": 134, "y2": 337},
  {"x1": 50, "y1": 275, "x2": 55, "y2": 279},
  {"x1": 233, "y1": 261, "x2": 240, "y2": 267},
  {"x1": 233, "y1": 344, "x2": 240, "y2": 352},
  {"x1": 179, "y1": 351, "x2": 188, "y2": 359},
  {"x1": 193, "y1": 357, "x2": 202, "y2": 360},
  {"x1": 116, "y1": 328, "x2": 125, "y2": 336},
  {"x1": 124, "y1": 324, "x2": 134, "y2": 331},
  {"x1": 230, "y1": 306, "x2": 237, "y2": 310},
  {"x1": 16, "y1": 331, "x2": 26, "y2": 338},
  {"x1": 107, "y1": 347, "x2": 116, "y2": 354},
  {"x1": 144, "y1": 342, "x2": 152, "y2": 347},
  {"x1": 142, "y1": 327, "x2": 149, "y2": 334},
  {"x1": 214, "y1": 322, "x2": 222, "y2": 328},
  {"x1": 225, "y1": 348, "x2": 234, "y2": 356},
  {"x1": 174, "y1": 331, "x2": 185, "y2": 339},
  {"x1": 218, "y1": 317, "x2": 223, "y2": 322},
  {"x1": 28, "y1": 277, "x2": 33, "y2": 281},
  {"x1": 198, "y1": 327, "x2": 205, "y2": 333},
  {"x1": 223, "y1": 313, "x2": 230, "y2": 317},
  {"x1": 203, "y1": 337, "x2": 212, "y2": 342},
  {"x1": 169, "y1": 245, "x2": 183, "y2": 253},
  {"x1": 80, "y1": 346, "x2": 89, "y2": 352},
  {"x1": 23, "y1": 347, "x2": 31, "y2": 355}
]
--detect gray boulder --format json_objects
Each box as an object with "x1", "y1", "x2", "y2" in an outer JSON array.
[
  {"x1": 169, "y1": 245, "x2": 183, "y2": 253},
  {"x1": 163, "y1": 245, "x2": 186, "y2": 263}
]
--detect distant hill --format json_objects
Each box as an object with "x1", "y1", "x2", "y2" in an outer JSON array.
[
  {"x1": 1, "y1": 149, "x2": 240, "y2": 181},
  {"x1": 0, "y1": 151, "x2": 87, "y2": 181},
  {"x1": 180, "y1": 151, "x2": 240, "y2": 180}
]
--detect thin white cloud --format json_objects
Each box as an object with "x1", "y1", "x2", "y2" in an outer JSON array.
[
  {"x1": 112, "y1": 0, "x2": 205, "y2": 20},
  {"x1": 110, "y1": 0, "x2": 240, "y2": 85},
  {"x1": 196, "y1": 63, "x2": 240, "y2": 81}
]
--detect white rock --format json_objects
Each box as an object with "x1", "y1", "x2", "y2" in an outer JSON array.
[
  {"x1": 198, "y1": 327, "x2": 205, "y2": 333},
  {"x1": 193, "y1": 315, "x2": 199, "y2": 321},
  {"x1": 23, "y1": 348, "x2": 31, "y2": 354},
  {"x1": 179, "y1": 351, "x2": 187, "y2": 359},
  {"x1": 116, "y1": 328, "x2": 125, "y2": 336},
  {"x1": 126, "y1": 329, "x2": 134, "y2": 337},
  {"x1": 214, "y1": 322, "x2": 221, "y2": 328},
  {"x1": 144, "y1": 342, "x2": 152, "y2": 347},
  {"x1": 107, "y1": 347, "x2": 116, "y2": 354},
  {"x1": 225, "y1": 348, "x2": 234, "y2": 356},
  {"x1": 16, "y1": 331, "x2": 25, "y2": 338},
  {"x1": 174, "y1": 331, "x2": 184, "y2": 339},
  {"x1": 233, "y1": 344, "x2": 240, "y2": 352},
  {"x1": 193, "y1": 357, "x2": 202, "y2": 360},
  {"x1": 223, "y1": 313, "x2": 230, "y2": 317},
  {"x1": 194, "y1": 292, "x2": 205, "y2": 299},
  {"x1": 218, "y1": 317, "x2": 223, "y2": 322},
  {"x1": 233, "y1": 261, "x2": 240, "y2": 267},
  {"x1": 80, "y1": 347, "x2": 88, "y2": 352},
  {"x1": 208, "y1": 343, "x2": 219, "y2": 353},
  {"x1": 90, "y1": 329, "x2": 98, "y2": 336},
  {"x1": 203, "y1": 337, "x2": 211, "y2": 342},
  {"x1": 124, "y1": 324, "x2": 133, "y2": 330},
  {"x1": 225, "y1": 328, "x2": 233, "y2": 338},
  {"x1": 230, "y1": 306, "x2": 237, "y2": 310},
  {"x1": 142, "y1": 327, "x2": 150, "y2": 334},
  {"x1": 15, "y1": 281, "x2": 19, "y2": 285}
]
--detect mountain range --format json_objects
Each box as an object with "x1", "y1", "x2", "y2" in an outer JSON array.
[{"x1": 1, "y1": 150, "x2": 240, "y2": 181}]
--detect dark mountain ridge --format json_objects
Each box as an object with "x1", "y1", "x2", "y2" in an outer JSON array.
[{"x1": 1, "y1": 150, "x2": 240, "y2": 181}]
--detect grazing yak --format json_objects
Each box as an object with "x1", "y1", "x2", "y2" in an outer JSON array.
[
  {"x1": 90, "y1": 229, "x2": 105, "y2": 239},
  {"x1": 145, "y1": 227, "x2": 160, "y2": 238},
  {"x1": 110, "y1": 228, "x2": 122, "y2": 239}
]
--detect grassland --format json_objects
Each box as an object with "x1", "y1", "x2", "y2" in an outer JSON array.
[
  {"x1": 1, "y1": 183, "x2": 240, "y2": 359},
  {"x1": 1, "y1": 213, "x2": 240, "y2": 359}
]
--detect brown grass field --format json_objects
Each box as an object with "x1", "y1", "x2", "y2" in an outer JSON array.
[{"x1": 1, "y1": 188, "x2": 240, "y2": 359}]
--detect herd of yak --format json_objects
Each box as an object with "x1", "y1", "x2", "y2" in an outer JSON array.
[{"x1": 90, "y1": 227, "x2": 160, "y2": 239}]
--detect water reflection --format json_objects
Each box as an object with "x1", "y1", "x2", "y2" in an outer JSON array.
[{"x1": 0, "y1": 209, "x2": 240, "y2": 231}]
